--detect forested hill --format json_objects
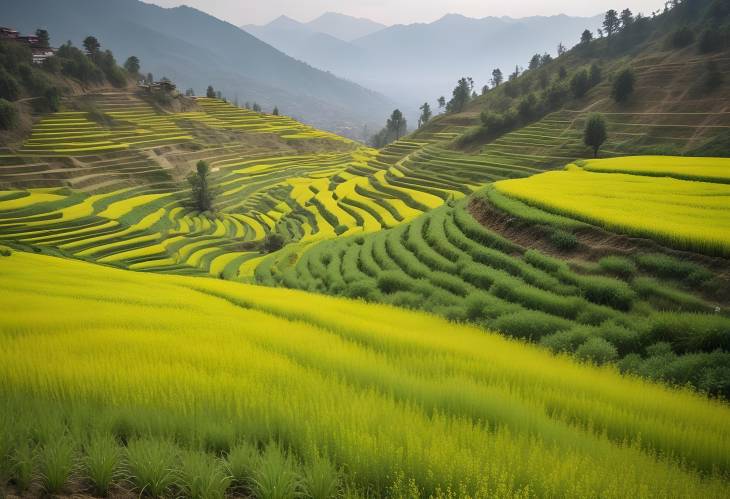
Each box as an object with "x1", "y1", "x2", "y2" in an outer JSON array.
[
  {"x1": 1, "y1": 0, "x2": 394, "y2": 138},
  {"x1": 412, "y1": 0, "x2": 730, "y2": 157}
]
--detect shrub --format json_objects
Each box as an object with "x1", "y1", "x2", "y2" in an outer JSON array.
[
  {"x1": 669, "y1": 26, "x2": 695, "y2": 48},
  {"x1": 491, "y1": 310, "x2": 572, "y2": 341},
  {"x1": 523, "y1": 249, "x2": 567, "y2": 273},
  {"x1": 84, "y1": 433, "x2": 121, "y2": 496},
  {"x1": 699, "y1": 28, "x2": 726, "y2": 53},
  {"x1": 263, "y1": 233, "x2": 286, "y2": 253},
  {"x1": 589, "y1": 63, "x2": 602, "y2": 86},
  {"x1": 253, "y1": 443, "x2": 303, "y2": 499},
  {"x1": 0, "y1": 68, "x2": 20, "y2": 101},
  {"x1": 611, "y1": 67, "x2": 635, "y2": 103},
  {"x1": 540, "y1": 325, "x2": 593, "y2": 353},
  {"x1": 597, "y1": 321, "x2": 640, "y2": 355},
  {"x1": 570, "y1": 69, "x2": 590, "y2": 98},
  {"x1": 576, "y1": 337, "x2": 618, "y2": 364},
  {"x1": 126, "y1": 438, "x2": 180, "y2": 497},
  {"x1": 598, "y1": 255, "x2": 636, "y2": 278},
  {"x1": 645, "y1": 313, "x2": 730, "y2": 353},
  {"x1": 491, "y1": 276, "x2": 584, "y2": 319},
  {"x1": 549, "y1": 229, "x2": 578, "y2": 250},
  {"x1": 179, "y1": 451, "x2": 231, "y2": 499},
  {"x1": 39, "y1": 437, "x2": 75, "y2": 494},
  {"x1": 634, "y1": 253, "x2": 712, "y2": 284},
  {"x1": 0, "y1": 98, "x2": 18, "y2": 130},
  {"x1": 574, "y1": 274, "x2": 636, "y2": 311},
  {"x1": 344, "y1": 279, "x2": 378, "y2": 301},
  {"x1": 377, "y1": 271, "x2": 413, "y2": 294},
  {"x1": 387, "y1": 291, "x2": 423, "y2": 309},
  {"x1": 430, "y1": 271, "x2": 469, "y2": 296}
]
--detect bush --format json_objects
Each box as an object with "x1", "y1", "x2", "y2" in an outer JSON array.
[
  {"x1": 699, "y1": 27, "x2": 726, "y2": 53},
  {"x1": 576, "y1": 337, "x2": 618, "y2": 364},
  {"x1": 611, "y1": 67, "x2": 635, "y2": 103},
  {"x1": 540, "y1": 325, "x2": 593, "y2": 354},
  {"x1": 598, "y1": 255, "x2": 636, "y2": 278},
  {"x1": 344, "y1": 279, "x2": 379, "y2": 301},
  {"x1": 549, "y1": 229, "x2": 578, "y2": 250},
  {"x1": 0, "y1": 68, "x2": 20, "y2": 101},
  {"x1": 589, "y1": 63, "x2": 602, "y2": 87},
  {"x1": 645, "y1": 312, "x2": 730, "y2": 353},
  {"x1": 0, "y1": 98, "x2": 18, "y2": 130},
  {"x1": 570, "y1": 69, "x2": 590, "y2": 98},
  {"x1": 377, "y1": 271, "x2": 413, "y2": 294},
  {"x1": 491, "y1": 310, "x2": 572, "y2": 341},
  {"x1": 524, "y1": 249, "x2": 567, "y2": 273},
  {"x1": 669, "y1": 26, "x2": 695, "y2": 48},
  {"x1": 575, "y1": 275, "x2": 636, "y2": 311},
  {"x1": 597, "y1": 321, "x2": 640, "y2": 355},
  {"x1": 634, "y1": 253, "x2": 712, "y2": 284},
  {"x1": 263, "y1": 233, "x2": 285, "y2": 253}
]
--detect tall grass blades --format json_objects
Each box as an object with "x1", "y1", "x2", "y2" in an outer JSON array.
[
  {"x1": 303, "y1": 455, "x2": 341, "y2": 499},
  {"x1": 253, "y1": 443, "x2": 303, "y2": 499},
  {"x1": 11, "y1": 442, "x2": 35, "y2": 493},
  {"x1": 39, "y1": 437, "x2": 76, "y2": 494},
  {"x1": 126, "y1": 438, "x2": 180, "y2": 497},
  {"x1": 84, "y1": 433, "x2": 121, "y2": 496},
  {"x1": 179, "y1": 451, "x2": 231, "y2": 499},
  {"x1": 225, "y1": 441, "x2": 260, "y2": 494}
]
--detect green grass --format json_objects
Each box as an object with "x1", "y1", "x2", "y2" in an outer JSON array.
[{"x1": 1, "y1": 251, "x2": 730, "y2": 498}]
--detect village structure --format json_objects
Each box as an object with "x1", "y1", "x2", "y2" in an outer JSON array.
[{"x1": 0, "y1": 26, "x2": 56, "y2": 64}]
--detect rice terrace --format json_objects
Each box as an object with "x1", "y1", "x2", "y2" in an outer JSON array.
[{"x1": 1, "y1": 0, "x2": 730, "y2": 498}]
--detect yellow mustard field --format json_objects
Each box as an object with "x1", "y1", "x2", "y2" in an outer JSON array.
[
  {"x1": 494, "y1": 158, "x2": 730, "y2": 256},
  {"x1": 578, "y1": 155, "x2": 730, "y2": 182},
  {"x1": 1, "y1": 251, "x2": 729, "y2": 497}
]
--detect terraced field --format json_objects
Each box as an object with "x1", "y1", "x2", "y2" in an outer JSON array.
[
  {"x1": 494, "y1": 157, "x2": 730, "y2": 256},
  {"x1": 1, "y1": 250, "x2": 729, "y2": 498}
]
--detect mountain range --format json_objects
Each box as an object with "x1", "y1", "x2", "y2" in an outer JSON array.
[
  {"x1": 2, "y1": 0, "x2": 394, "y2": 138},
  {"x1": 242, "y1": 13, "x2": 603, "y2": 112}
]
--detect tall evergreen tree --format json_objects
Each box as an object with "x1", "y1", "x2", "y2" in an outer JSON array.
[
  {"x1": 584, "y1": 114, "x2": 607, "y2": 157},
  {"x1": 206, "y1": 85, "x2": 216, "y2": 98},
  {"x1": 446, "y1": 78, "x2": 472, "y2": 113},
  {"x1": 418, "y1": 102, "x2": 432, "y2": 128},
  {"x1": 123, "y1": 56, "x2": 140, "y2": 74},
  {"x1": 386, "y1": 109, "x2": 407, "y2": 140},
  {"x1": 603, "y1": 10, "x2": 620, "y2": 38},
  {"x1": 188, "y1": 160, "x2": 214, "y2": 212},
  {"x1": 581, "y1": 29, "x2": 594, "y2": 44},
  {"x1": 491, "y1": 68, "x2": 503, "y2": 87}
]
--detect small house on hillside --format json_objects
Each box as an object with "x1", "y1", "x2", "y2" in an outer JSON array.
[{"x1": 0, "y1": 26, "x2": 56, "y2": 64}]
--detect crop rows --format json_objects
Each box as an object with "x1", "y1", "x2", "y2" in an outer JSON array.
[
  {"x1": 0, "y1": 251, "x2": 729, "y2": 498},
  {"x1": 494, "y1": 158, "x2": 730, "y2": 257}
]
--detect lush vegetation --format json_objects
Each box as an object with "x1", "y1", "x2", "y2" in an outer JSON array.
[
  {"x1": 1, "y1": 250, "x2": 729, "y2": 498},
  {"x1": 494, "y1": 158, "x2": 730, "y2": 256}
]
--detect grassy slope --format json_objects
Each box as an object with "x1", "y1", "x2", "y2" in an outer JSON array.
[{"x1": 1, "y1": 249, "x2": 729, "y2": 497}]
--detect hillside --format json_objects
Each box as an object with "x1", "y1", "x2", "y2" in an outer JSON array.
[
  {"x1": 1, "y1": 1, "x2": 730, "y2": 496},
  {"x1": 0, "y1": 249, "x2": 729, "y2": 498},
  {"x1": 1, "y1": 0, "x2": 394, "y2": 138}
]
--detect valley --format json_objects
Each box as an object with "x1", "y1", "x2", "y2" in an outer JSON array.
[{"x1": 0, "y1": 0, "x2": 729, "y2": 497}]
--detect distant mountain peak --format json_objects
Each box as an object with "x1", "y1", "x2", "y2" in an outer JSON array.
[{"x1": 267, "y1": 15, "x2": 304, "y2": 29}]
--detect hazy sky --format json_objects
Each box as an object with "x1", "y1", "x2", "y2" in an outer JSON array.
[{"x1": 145, "y1": 0, "x2": 669, "y2": 26}]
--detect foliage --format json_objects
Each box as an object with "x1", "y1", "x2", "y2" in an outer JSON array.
[
  {"x1": 612, "y1": 67, "x2": 635, "y2": 103},
  {"x1": 446, "y1": 77, "x2": 472, "y2": 113},
  {"x1": 0, "y1": 98, "x2": 18, "y2": 129},
  {"x1": 583, "y1": 113, "x2": 608, "y2": 157},
  {"x1": 188, "y1": 160, "x2": 215, "y2": 212},
  {"x1": 124, "y1": 55, "x2": 141, "y2": 74},
  {"x1": 669, "y1": 26, "x2": 696, "y2": 48}
]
